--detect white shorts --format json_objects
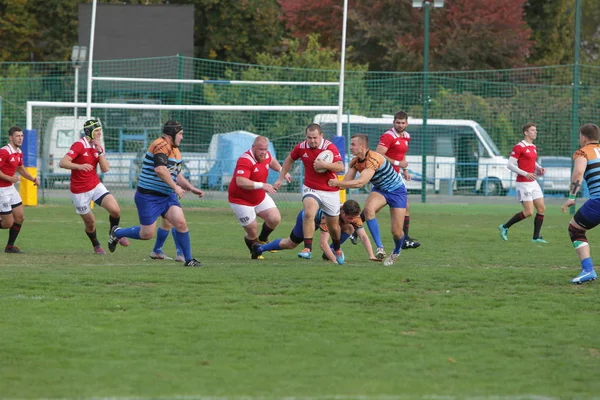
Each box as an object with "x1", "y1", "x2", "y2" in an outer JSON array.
[
  {"x1": 0, "y1": 185, "x2": 22, "y2": 214},
  {"x1": 229, "y1": 194, "x2": 277, "y2": 227},
  {"x1": 71, "y1": 183, "x2": 110, "y2": 215},
  {"x1": 516, "y1": 181, "x2": 543, "y2": 202},
  {"x1": 302, "y1": 185, "x2": 340, "y2": 216}
]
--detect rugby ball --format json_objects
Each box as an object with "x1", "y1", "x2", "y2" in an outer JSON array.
[{"x1": 314, "y1": 150, "x2": 334, "y2": 173}]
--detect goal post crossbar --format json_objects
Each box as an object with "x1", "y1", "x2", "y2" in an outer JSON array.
[
  {"x1": 26, "y1": 101, "x2": 339, "y2": 130},
  {"x1": 92, "y1": 77, "x2": 341, "y2": 86}
]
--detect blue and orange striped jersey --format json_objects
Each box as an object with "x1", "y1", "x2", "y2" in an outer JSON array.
[
  {"x1": 349, "y1": 150, "x2": 404, "y2": 192},
  {"x1": 137, "y1": 137, "x2": 182, "y2": 196},
  {"x1": 574, "y1": 143, "x2": 600, "y2": 199}
]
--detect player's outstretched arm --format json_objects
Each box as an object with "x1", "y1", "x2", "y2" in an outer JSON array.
[
  {"x1": 356, "y1": 228, "x2": 378, "y2": 261},
  {"x1": 274, "y1": 156, "x2": 294, "y2": 190},
  {"x1": 270, "y1": 157, "x2": 292, "y2": 182},
  {"x1": 176, "y1": 174, "x2": 204, "y2": 197},
  {"x1": 319, "y1": 231, "x2": 336, "y2": 263},
  {"x1": 329, "y1": 168, "x2": 374, "y2": 189},
  {"x1": 16, "y1": 165, "x2": 40, "y2": 186}
]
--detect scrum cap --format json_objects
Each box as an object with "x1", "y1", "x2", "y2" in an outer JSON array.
[
  {"x1": 83, "y1": 119, "x2": 102, "y2": 139},
  {"x1": 163, "y1": 120, "x2": 182, "y2": 139}
]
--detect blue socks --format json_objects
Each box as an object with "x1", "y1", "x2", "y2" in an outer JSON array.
[
  {"x1": 171, "y1": 227, "x2": 183, "y2": 255},
  {"x1": 259, "y1": 238, "x2": 282, "y2": 254},
  {"x1": 581, "y1": 257, "x2": 594, "y2": 272},
  {"x1": 366, "y1": 218, "x2": 383, "y2": 248},
  {"x1": 115, "y1": 226, "x2": 141, "y2": 240},
  {"x1": 393, "y1": 236, "x2": 406, "y2": 254},
  {"x1": 174, "y1": 230, "x2": 192, "y2": 262},
  {"x1": 153, "y1": 227, "x2": 169, "y2": 253}
]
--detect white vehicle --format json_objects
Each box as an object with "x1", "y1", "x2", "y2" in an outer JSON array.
[
  {"x1": 313, "y1": 114, "x2": 512, "y2": 195},
  {"x1": 40, "y1": 116, "x2": 105, "y2": 187}
]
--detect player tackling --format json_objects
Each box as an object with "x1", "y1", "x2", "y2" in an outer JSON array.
[
  {"x1": 328, "y1": 134, "x2": 408, "y2": 266},
  {"x1": 274, "y1": 123, "x2": 345, "y2": 264},
  {"x1": 228, "y1": 136, "x2": 290, "y2": 258}
]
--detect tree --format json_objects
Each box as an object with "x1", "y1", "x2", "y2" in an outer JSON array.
[
  {"x1": 524, "y1": 0, "x2": 574, "y2": 66},
  {"x1": 279, "y1": 0, "x2": 344, "y2": 50},
  {"x1": 279, "y1": 0, "x2": 534, "y2": 71},
  {"x1": 0, "y1": 0, "x2": 38, "y2": 61}
]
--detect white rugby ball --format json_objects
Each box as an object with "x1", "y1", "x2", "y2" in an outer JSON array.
[{"x1": 314, "y1": 150, "x2": 334, "y2": 173}]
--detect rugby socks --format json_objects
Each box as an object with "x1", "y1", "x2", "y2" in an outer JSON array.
[
  {"x1": 115, "y1": 226, "x2": 141, "y2": 240},
  {"x1": 171, "y1": 227, "x2": 183, "y2": 255},
  {"x1": 503, "y1": 212, "x2": 526, "y2": 229},
  {"x1": 581, "y1": 257, "x2": 594, "y2": 273},
  {"x1": 329, "y1": 232, "x2": 351, "y2": 251},
  {"x1": 332, "y1": 239, "x2": 341, "y2": 251},
  {"x1": 533, "y1": 213, "x2": 544, "y2": 239},
  {"x1": 153, "y1": 227, "x2": 170, "y2": 253},
  {"x1": 366, "y1": 218, "x2": 383, "y2": 248},
  {"x1": 109, "y1": 215, "x2": 120, "y2": 233},
  {"x1": 86, "y1": 229, "x2": 101, "y2": 247},
  {"x1": 258, "y1": 223, "x2": 274, "y2": 243},
  {"x1": 393, "y1": 236, "x2": 406, "y2": 254},
  {"x1": 244, "y1": 236, "x2": 257, "y2": 252},
  {"x1": 403, "y1": 216, "x2": 410, "y2": 238},
  {"x1": 7, "y1": 223, "x2": 21, "y2": 247},
  {"x1": 260, "y1": 238, "x2": 282, "y2": 253},
  {"x1": 174, "y1": 230, "x2": 192, "y2": 262},
  {"x1": 303, "y1": 238, "x2": 313, "y2": 251}
]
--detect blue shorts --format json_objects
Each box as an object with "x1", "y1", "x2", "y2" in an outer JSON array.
[
  {"x1": 372, "y1": 186, "x2": 407, "y2": 208},
  {"x1": 574, "y1": 198, "x2": 600, "y2": 229},
  {"x1": 134, "y1": 191, "x2": 181, "y2": 226}
]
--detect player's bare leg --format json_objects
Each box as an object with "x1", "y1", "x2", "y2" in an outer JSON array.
[
  {"x1": 363, "y1": 191, "x2": 388, "y2": 260},
  {"x1": 80, "y1": 211, "x2": 104, "y2": 255},
  {"x1": 4, "y1": 205, "x2": 23, "y2": 253},
  {"x1": 257, "y1": 207, "x2": 281, "y2": 242},
  {"x1": 531, "y1": 197, "x2": 547, "y2": 243},
  {"x1": 299, "y1": 197, "x2": 319, "y2": 258}
]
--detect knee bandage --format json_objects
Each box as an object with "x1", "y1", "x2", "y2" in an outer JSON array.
[{"x1": 568, "y1": 224, "x2": 589, "y2": 249}]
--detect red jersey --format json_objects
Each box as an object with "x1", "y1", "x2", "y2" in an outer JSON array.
[
  {"x1": 510, "y1": 140, "x2": 538, "y2": 183},
  {"x1": 290, "y1": 139, "x2": 342, "y2": 192},
  {"x1": 378, "y1": 128, "x2": 410, "y2": 172},
  {"x1": 228, "y1": 150, "x2": 272, "y2": 206},
  {"x1": 66, "y1": 138, "x2": 101, "y2": 193},
  {"x1": 0, "y1": 144, "x2": 23, "y2": 188}
]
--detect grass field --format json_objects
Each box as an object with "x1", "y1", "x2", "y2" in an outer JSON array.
[{"x1": 1, "y1": 201, "x2": 599, "y2": 399}]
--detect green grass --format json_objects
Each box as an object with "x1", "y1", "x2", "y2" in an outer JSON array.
[{"x1": 1, "y1": 203, "x2": 599, "y2": 399}]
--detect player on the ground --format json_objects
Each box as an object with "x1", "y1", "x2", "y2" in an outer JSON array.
[
  {"x1": 0, "y1": 126, "x2": 40, "y2": 253},
  {"x1": 375, "y1": 110, "x2": 420, "y2": 251},
  {"x1": 251, "y1": 199, "x2": 377, "y2": 262},
  {"x1": 59, "y1": 119, "x2": 129, "y2": 255},
  {"x1": 328, "y1": 134, "x2": 408, "y2": 266},
  {"x1": 228, "y1": 136, "x2": 290, "y2": 258},
  {"x1": 274, "y1": 123, "x2": 345, "y2": 264},
  {"x1": 149, "y1": 217, "x2": 184, "y2": 262},
  {"x1": 561, "y1": 123, "x2": 600, "y2": 284},
  {"x1": 108, "y1": 120, "x2": 204, "y2": 267},
  {"x1": 498, "y1": 123, "x2": 548, "y2": 243}
]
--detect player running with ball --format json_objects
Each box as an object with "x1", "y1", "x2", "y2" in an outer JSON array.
[
  {"x1": 274, "y1": 123, "x2": 345, "y2": 264},
  {"x1": 328, "y1": 134, "x2": 408, "y2": 266}
]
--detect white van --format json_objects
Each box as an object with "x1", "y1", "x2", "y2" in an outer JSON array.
[
  {"x1": 314, "y1": 114, "x2": 512, "y2": 195},
  {"x1": 40, "y1": 116, "x2": 106, "y2": 187}
]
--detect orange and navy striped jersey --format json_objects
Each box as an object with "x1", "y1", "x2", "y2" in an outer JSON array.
[
  {"x1": 137, "y1": 137, "x2": 182, "y2": 196},
  {"x1": 349, "y1": 150, "x2": 404, "y2": 192},
  {"x1": 574, "y1": 143, "x2": 600, "y2": 199}
]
